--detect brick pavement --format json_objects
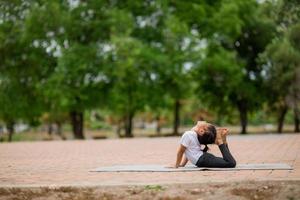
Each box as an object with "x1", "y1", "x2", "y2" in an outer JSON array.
[{"x1": 0, "y1": 134, "x2": 299, "y2": 187}]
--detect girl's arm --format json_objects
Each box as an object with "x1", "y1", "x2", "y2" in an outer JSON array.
[
  {"x1": 174, "y1": 144, "x2": 186, "y2": 168},
  {"x1": 179, "y1": 154, "x2": 188, "y2": 167}
]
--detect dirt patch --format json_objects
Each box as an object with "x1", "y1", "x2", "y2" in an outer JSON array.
[
  {"x1": 0, "y1": 181, "x2": 299, "y2": 200},
  {"x1": 231, "y1": 185, "x2": 279, "y2": 200}
]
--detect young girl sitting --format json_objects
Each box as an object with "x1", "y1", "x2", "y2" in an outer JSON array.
[{"x1": 170, "y1": 121, "x2": 236, "y2": 168}]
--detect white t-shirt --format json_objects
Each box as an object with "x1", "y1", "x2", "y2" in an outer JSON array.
[{"x1": 180, "y1": 130, "x2": 203, "y2": 165}]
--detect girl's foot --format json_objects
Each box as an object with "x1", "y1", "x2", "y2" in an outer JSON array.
[
  {"x1": 221, "y1": 128, "x2": 228, "y2": 144},
  {"x1": 217, "y1": 128, "x2": 228, "y2": 144},
  {"x1": 215, "y1": 131, "x2": 223, "y2": 145}
]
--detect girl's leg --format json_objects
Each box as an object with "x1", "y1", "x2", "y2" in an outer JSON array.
[
  {"x1": 221, "y1": 130, "x2": 236, "y2": 165},
  {"x1": 219, "y1": 144, "x2": 236, "y2": 166},
  {"x1": 196, "y1": 144, "x2": 236, "y2": 168}
]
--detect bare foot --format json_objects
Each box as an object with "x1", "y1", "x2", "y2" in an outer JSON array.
[
  {"x1": 221, "y1": 128, "x2": 228, "y2": 144},
  {"x1": 215, "y1": 131, "x2": 223, "y2": 145},
  {"x1": 217, "y1": 128, "x2": 228, "y2": 144}
]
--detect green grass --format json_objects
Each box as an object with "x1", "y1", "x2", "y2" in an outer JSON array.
[{"x1": 144, "y1": 185, "x2": 165, "y2": 191}]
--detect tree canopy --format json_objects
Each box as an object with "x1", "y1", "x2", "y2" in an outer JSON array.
[{"x1": 0, "y1": 0, "x2": 299, "y2": 140}]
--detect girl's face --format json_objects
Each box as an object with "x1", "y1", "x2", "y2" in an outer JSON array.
[{"x1": 194, "y1": 121, "x2": 210, "y2": 135}]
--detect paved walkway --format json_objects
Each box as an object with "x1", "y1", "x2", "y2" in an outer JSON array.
[{"x1": 0, "y1": 134, "x2": 300, "y2": 187}]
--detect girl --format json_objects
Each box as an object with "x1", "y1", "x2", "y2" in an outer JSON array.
[{"x1": 170, "y1": 121, "x2": 236, "y2": 168}]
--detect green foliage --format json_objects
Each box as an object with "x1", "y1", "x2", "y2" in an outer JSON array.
[
  {"x1": 0, "y1": 0, "x2": 45, "y2": 127},
  {"x1": 106, "y1": 36, "x2": 149, "y2": 115},
  {"x1": 0, "y1": 0, "x2": 299, "y2": 138},
  {"x1": 144, "y1": 185, "x2": 165, "y2": 191},
  {"x1": 89, "y1": 121, "x2": 112, "y2": 130},
  {"x1": 210, "y1": 1, "x2": 243, "y2": 41},
  {"x1": 289, "y1": 23, "x2": 300, "y2": 51},
  {"x1": 193, "y1": 46, "x2": 243, "y2": 114},
  {"x1": 161, "y1": 14, "x2": 194, "y2": 100},
  {"x1": 108, "y1": 9, "x2": 134, "y2": 37},
  {"x1": 191, "y1": 0, "x2": 276, "y2": 132},
  {"x1": 259, "y1": 0, "x2": 300, "y2": 131}
]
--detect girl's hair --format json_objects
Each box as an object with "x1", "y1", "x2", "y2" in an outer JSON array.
[{"x1": 197, "y1": 124, "x2": 217, "y2": 152}]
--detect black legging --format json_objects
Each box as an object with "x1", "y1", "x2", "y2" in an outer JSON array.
[{"x1": 196, "y1": 144, "x2": 236, "y2": 168}]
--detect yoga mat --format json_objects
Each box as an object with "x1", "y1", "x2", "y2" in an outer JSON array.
[{"x1": 91, "y1": 163, "x2": 292, "y2": 172}]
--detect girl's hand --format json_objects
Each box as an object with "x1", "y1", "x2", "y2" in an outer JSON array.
[{"x1": 165, "y1": 164, "x2": 179, "y2": 168}]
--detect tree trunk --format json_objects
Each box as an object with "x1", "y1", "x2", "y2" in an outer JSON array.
[
  {"x1": 294, "y1": 108, "x2": 300, "y2": 133},
  {"x1": 55, "y1": 121, "x2": 65, "y2": 140},
  {"x1": 124, "y1": 112, "x2": 134, "y2": 137},
  {"x1": 156, "y1": 115, "x2": 161, "y2": 135},
  {"x1": 116, "y1": 119, "x2": 122, "y2": 137},
  {"x1": 55, "y1": 121, "x2": 61, "y2": 135},
  {"x1": 70, "y1": 111, "x2": 84, "y2": 139},
  {"x1": 173, "y1": 99, "x2": 180, "y2": 135},
  {"x1": 116, "y1": 125, "x2": 121, "y2": 137},
  {"x1": 7, "y1": 121, "x2": 14, "y2": 142},
  {"x1": 277, "y1": 105, "x2": 288, "y2": 133},
  {"x1": 237, "y1": 101, "x2": 248, "y2": 134},
  {"x1": 47, "y1": 123, "x2": 53, "y2": 136}
]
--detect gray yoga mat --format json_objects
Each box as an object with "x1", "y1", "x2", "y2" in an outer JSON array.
[{"x1": 91, "y1": 163, "x2": 292, "y2": 172}]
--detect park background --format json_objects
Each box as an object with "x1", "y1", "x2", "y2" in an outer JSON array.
[{"x1": 0, "y1": 0, "x2": 299, "y2": 142}]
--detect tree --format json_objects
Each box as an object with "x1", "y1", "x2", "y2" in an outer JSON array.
[
  {"x1": 105, "y1": 35, "x2": 163, "y2": 137},
  {"x1": 260, "y1": 0, "x2": 300, "y2": 133},
  {"x1": 192, "y1": 0, "x2": 275, "y2": 133},
  {"x1": 261, "y1": 24, "x2": 300, "y2": 133},
  {"x1": 23, "y1": 1, "x2": 113, "y2": 139},
  {"x1": 111, "y1": 1, "x2": 188, "y2": 135},
  {"x1": 159, "y1": 14, "x2": 197, "y2": 135},
  {"x1": 105, "y1": 2, "x2": 197, "y2": 136},
  {"x1": 289, "y1": 24, "x2": 300, "y2": 132},
  {"x1": 193, "y1": 45, "x2": 243, "y2": 125},
  {"x1": 0, "y1": 0, "x2": 45, "y2": 141}
]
